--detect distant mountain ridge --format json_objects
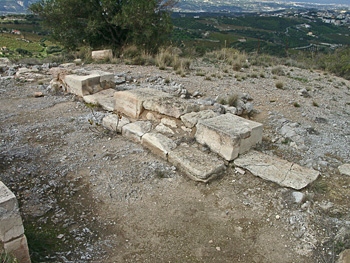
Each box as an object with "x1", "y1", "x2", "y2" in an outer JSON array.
[
  {"x1": 0, "y1": 0, "x2": 349, "y2": 15},
  {"x1": 0, "y1": 0, "x2": 38, "y2": 14}
]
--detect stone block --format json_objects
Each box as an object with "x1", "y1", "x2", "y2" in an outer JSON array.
[
  {"x1": 64, "y1": 71, "x2": 114, "y2": 96},
  {"x1": 0, "y1": 182, "x2": 24, "y2": 243},
  {"x1": 141, "y1": 132, "x2": 177, "y2": 160},
  {"x1": 234, "y1": 151, "x2": 320, "y2": 190},
  {"x1": 91, "y1": 49, "x2": 113, "y2": 61},
  {"x1": 83, "y1": 88, "x2": 116, "y2": 111},
  {"x1": 102, "y1": 114, "x2": 130, "y2": 133},
  {"x1": 4, "y1": 235, "x2": 31, "y2": 263},
  {"x1": 122, "y1": 121, "x2": 152, "y2": 142},
  {"x1": 180, "y1": 110, "x2": 218, "y2": 128},
  {"x1": 114, "y1": 88, "x2": 172, "y2": 119},
  {"x1": 195, "y1": 114, "x2": 263, "y2": 161},
  {"x1": 338, "y1": 249, "x2": 350, "y2": 263},
  {"x1": 143, "y1": 97, "x2": 200, "y2": 119},
  {"x1": 64, "y1": 74, "x2": 101, "y2": 96},
  {"x1": 168, "y1": 145, "x2": 226, "y2": 182}
]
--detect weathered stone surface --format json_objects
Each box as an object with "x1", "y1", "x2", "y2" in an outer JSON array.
[
  {"x1": 92, "y1": 49, "x2": 113, "y2": 61},
  {"x1": 180, "y1": 110, "x2": 218, "y2": 128},
  {"x1": 122, "y1": 121, "x2": 152, "y2": 142},
  {"x1": 114, "y1": 88, "x2": 172, "y2": 119},
  {"x1": 141, "y1": 132, "x2": 177, "y2": 160},
  {"x1": 143, "y1": 97, "x2": 200, "y2": 119},
  {"x1": 4, "y1": 235, "x2": 31, "y2": 263},
  {"x1": 64, "y1": 71, "x2": 114, "y2": 96},
  {"x1": 338, "y1": 249, "x2": 350, "y2": 263},
  {"x1": 338, "y1": 164, "x2": 350, "y2": 176},
  {"x1": 195, "y1": 114, "x2": 263, "y2": 161},
  {"x1": 0, "y1": 182, "x2": 24, "y2": 243},
  {"x1": 83, "y1": 88, "x2": 116, "y2": 111},
  {"x1": 161, "y1": 118, "x2": 177, "y2": 128},
  {"x1": 168, "y1": 146, "x2": 226, "y2": 182},
  {"x1": 234, "y1": 151, "x2": 319, "y2": 190},
  {"x1": 102, "y1": 114, "x2": 130, "y2": 133},
  {"x1": 155, "y1": 123, "x2": 175, "y2": 135}
]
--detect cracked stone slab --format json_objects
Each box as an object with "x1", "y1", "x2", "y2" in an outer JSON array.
[
  {"x1": 141, "y1": 132, "x2": 177, "y2": 160},
  {"x1": 195, "y1": 114, "x2": 263, "y2": 161},
  {"x1": 114, "y1": 88, "x2": 173, "y2": 119},
  {"x1": 122, "y1": 121, "x2": 152, "y2": 142},
  {"x1": 168, "y1": 145, "x2": 226, "y2": 182},
  {"x1": 83, "y1": 88, "x2": 116, "y2": 111},
  {"x1": 102, "y1": 114, "x2": 130, "y2": 133},
  {"x1": 143, "y1": 97, "x2": 200, "y2": 119},
  {"x1": 234, "y1": 151, "x2": 319, "y2": 190}
]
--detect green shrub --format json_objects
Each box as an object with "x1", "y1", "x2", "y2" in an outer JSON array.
[
  {"x1": 275, "y1": 81, "x2": 284, "y2": 89},
  {"x1": 271, "y1": 66, "x2": 285, "y2": 76},
  {"x1": 46, "y1": 45, "x2": 62, "y2": 54}
]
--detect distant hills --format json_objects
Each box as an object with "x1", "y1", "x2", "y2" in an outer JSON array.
[
  {"x1": 0, "y1": 0, "x2": 349, "y2": 15},
  {"x1": 0, "y1": 0, "x2": 38, "y2": 14}
]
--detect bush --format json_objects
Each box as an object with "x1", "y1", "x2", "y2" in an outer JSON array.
[
  {"x1": 46, "y1": 45, "x2": 62, "y2": 54},
  {"x1": 271, "y1": 66, "x2": 285, "y2": 76},
  {"x1": 275, "y1": 81, "x2": 284, "y2": 89}
]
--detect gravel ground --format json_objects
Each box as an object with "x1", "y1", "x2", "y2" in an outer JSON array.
[{"x1": 1, "y1": 61, "x2": 350, "y2": 262}]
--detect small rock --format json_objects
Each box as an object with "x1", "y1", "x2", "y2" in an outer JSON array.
[
  {"x1": 34, "y1": 92, "x2": 44, "y2": 97},
  {"x1": 275, "y1": 215, "x2": 280, "y2": 220},
  {"x1": 338, "y1": 164, "x2": 350, "y2": 176},
  {"x1": 234, "y1": 167, "x2": 246, "y2": 175},
  {"x1": 216, "y1": 247, "x2": 221, "y2": 251},
  {"x1": 292, "y1": 191, "x2": 305, "y2": 204}
]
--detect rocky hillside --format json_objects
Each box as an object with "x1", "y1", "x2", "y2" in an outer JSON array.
[{"x1": 0, "y1": 56, "x2": 350, "y2": 262}]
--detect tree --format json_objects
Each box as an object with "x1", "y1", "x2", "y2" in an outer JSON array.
[{"x1": 29, "y1": 0, "x2": 178, "y2": 53}]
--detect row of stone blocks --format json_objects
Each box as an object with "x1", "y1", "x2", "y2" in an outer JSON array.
[
  {"x1": 0, "y1": 182, "x2": 31, "y2": 263},
  {"x1": 104, "y1": 88, "x2": 263, "y2": 182},
  {"x1": 62, "y1": 70, "x2": 319, "y2": 188}
]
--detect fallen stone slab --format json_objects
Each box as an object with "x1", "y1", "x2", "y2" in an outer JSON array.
[
  {"x1": 64, "y1": 71, "x2": 114, "y2": 96},
  {"x1": 122, "y1": 121, "x2": 152, "y2": 142},
  {"x1": 143, "y1": 97, "x2": 200, "y2": 119},
  {"x1": 102, "y1": 114, "x2": 130, "y2": 133},
  {"x1": 195, "y1": 114, "x2": 263, "y2": 161},
  {"x1": 83, "y1": 88, "x2": 116, "y2": 111},
  {"x1": 141, "y1": 132, "x2": 177, "y2": 160},
  {"x1": 338, "y1": 164, "x2": 350, "y2": 176},
  {"x1": 168, "y1": 145, "x2": 226, "y2": 182},
  {"x1": 114, "y1": 88, "x2": 172, "y2": 119},
  {"x1": 181, "y1": 110, "x2": 218, "y2": 128},
  {"x1": 234, "y1": 151, "x2": 319, "y2": 190}
]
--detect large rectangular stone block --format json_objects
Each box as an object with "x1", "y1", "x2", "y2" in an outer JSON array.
[
  {"x1": 114, "y1": 88, "x2": 172, "y2": 119},
  {"x1": 168, "y1": 145, "x2": 226, "y2": 182},
  {"x1": 64, "y1": 71, "x2": 114, "y2": 96},
  {"x1": 83, "y1": 88, "x2": 116, "y2": 111},
  {"x1": 143, "y1": 97, "x2": 200, "y2": 119},
  {"x1": 195, "y1": 114, "x2": 263, "y2": 161},
  {"x1": 0, "y1": 182, "x2": 24, "y2": 243},
  {"x1": 4, "y1": 235, "x2": 31, "y2": 263}
]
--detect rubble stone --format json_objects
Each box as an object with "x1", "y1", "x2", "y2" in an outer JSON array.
[
  {"x1": 141, "y1": 132, "x2": 177, "y2": 160},
  {"x1": 122, "y1": 121, "x2": 152, "y2": 142}
]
